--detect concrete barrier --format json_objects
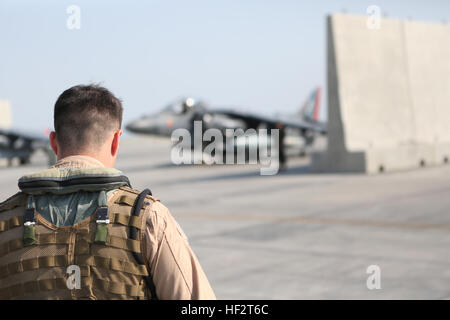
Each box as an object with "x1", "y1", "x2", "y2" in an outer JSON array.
[
  {"x1": 313, "y1": 14, "x2": 450, "y2": 173},
  {"x1": 0, "y1": 100, "x2": 12, "y2": 129}
]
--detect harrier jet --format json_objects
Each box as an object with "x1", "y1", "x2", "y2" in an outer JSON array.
[
  {"x1": 0, "y1": 128, "x2": 51, "y2": 165},
  {"x1": 126, "y1": 87, "x2": 326, "y2": 156},
  {"x1": 0, "y1": 101, "x2": 52, "y2": 166}
]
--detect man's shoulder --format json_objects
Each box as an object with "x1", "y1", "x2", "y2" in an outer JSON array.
[
  {"x1": 0, "y1": 192, "x2": 27, "y2": 214},
  {"x1": 117, "y1": 186, "x2": 161, "y2": 204},
  {"x1": 119, "y1": 186, "x2": 171, "y2": 214},
  {"x1": 115, "y1": 185, "x2": 178, "y2": 236},
  {"x1": 115, "y1": 185, "x2": 171, "y2": 217}
]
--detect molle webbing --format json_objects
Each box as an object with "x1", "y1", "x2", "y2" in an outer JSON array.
[
  {"x1": 0, "y1": 233, "x2": 72, "y2": 258},
  {"x1": 74, "y1": 255, "x2": 149, "y2": 275},
  {"x1": 0, "y1": 231, "x2": 142, "y2": 259},
  {"x1": 0, "y1": 254, "x2": 149, "y2": 280},
  {"x1": 0, "y1": 203, "x2": 148, "y2": 259},
  {"x1": 0, "y1": 183, "x2": 157, "y2": 300},
  {"x1": 0, "y1": 255, "x2": 69, "y2": 279},
  {"x1": 0, "y1": 278, "x2": 68, "y2": 299},
  {"x1": 129, "y1": 189, "x2": 158, "y2": 300},
  {"x1": 110, "y1": 213, "x2": 142, "y2": 228},
  {"x1": 0, "y1": 216, "x2": 22, "y2": 232},
  {"x1": 75, "y1": 233, "x2": 142, "y2": 254},
  {"x1": 0, "y1": 276, "x2": 147, "y2": 299},
  {"x1": 117, "y1": 195, "x2": 135, "y2": 206}
]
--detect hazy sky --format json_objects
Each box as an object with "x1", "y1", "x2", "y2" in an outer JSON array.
[{"x1": 1, "y1": 0, "x2": 449, "y2": 133}]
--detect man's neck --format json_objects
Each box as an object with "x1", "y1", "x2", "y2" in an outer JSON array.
[{"x1": 52, "y1": 155, "x2": 107, "y2": 169}]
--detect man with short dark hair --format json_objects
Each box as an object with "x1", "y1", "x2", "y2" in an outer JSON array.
[
  {"x1": 52, "y1": 85, "x2": 124, "y2": 161},
  {"x1": 0, "y1": 84, "x2": 216, "y2": 300}
]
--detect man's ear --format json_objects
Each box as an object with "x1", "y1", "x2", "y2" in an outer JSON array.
[
  {"x1": 49, "y1": 131, "x2": 58, "y2": 156},
  {"x1": 111, "y1": 129, "x2": 122, "y2": 157}
]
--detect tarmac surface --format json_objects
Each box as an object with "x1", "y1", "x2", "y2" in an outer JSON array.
[{"x1": 1, "y1": 135, "x2": 450, "y2": 299}]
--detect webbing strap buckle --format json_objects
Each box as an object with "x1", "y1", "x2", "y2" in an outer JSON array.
[
  {"x1": 24, "y1": 208, "x2": 36, "y2": 224},
  {"x1": 23, "y1": 208, "x2": 36, "y2": 247},
  {"x1": 94, "y1": 207, "x2": 109, "y2": 244},
  {"x1": 96, "y1": 207, "x2": 110, "y2": 224}
]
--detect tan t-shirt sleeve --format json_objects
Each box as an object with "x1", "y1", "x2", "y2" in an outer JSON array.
[{"x1": 143, "y1": 201, "x2": 216, "y2": 300}]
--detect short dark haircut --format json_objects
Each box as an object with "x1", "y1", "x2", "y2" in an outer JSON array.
[{"x1": 54, "y1": 84, "x2": 123, "y2": 152}]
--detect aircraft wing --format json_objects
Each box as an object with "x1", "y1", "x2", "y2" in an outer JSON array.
[
  {"x1": 0, "y1": 127, "x2": 51, "y2": 165},
  {"x1": 214, "y1": 109, "x2": 327, "y2": 134},
  {"x1": 0, "y1": 128, "x2": 49, "y2": 144},
  {"x1": 212, "y1": 87, "x2": 327, "y2": 134},
  {"x1": 274, "y1": 115, "x2": 327, "y2": 134}
]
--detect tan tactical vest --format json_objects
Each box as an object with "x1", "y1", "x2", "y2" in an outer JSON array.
[{"x1": 0, "y1": 180, "x2": 158, "y2": 300}]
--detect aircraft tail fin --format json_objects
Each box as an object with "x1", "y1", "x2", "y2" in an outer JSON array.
[{"x1": 299, "y1": 87, "x2": 321, "y2": 123}]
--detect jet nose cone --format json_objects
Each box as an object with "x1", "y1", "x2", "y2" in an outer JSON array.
[
  {"x1": 126, "y1": 118, "x2": 149, "y2": 134},
  {"x1": 126, "y1": 117, "x2": 161, "y2": 135},
  {"x1": 125, "y1": 121, "x2": 140, "y2": 133}
]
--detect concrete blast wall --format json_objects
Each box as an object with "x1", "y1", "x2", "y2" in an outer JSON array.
[
  {"x1": 313, "y1": 14, "x2": 450, "y2": 173},
  {"x1": 0, "y1": 100, "x2": 12, "y2": 129}
]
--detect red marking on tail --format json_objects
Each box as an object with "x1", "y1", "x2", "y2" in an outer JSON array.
[
  {"x1": 313, "y1": 87, "x2": 321, "y2": 122},
  {"x1": 43, "y1": 128, "x2": 51, "y2": 137}
]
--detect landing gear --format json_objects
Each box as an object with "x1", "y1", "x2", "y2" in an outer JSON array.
[{"x1": 19, "y1": 157, "x2": 30, "y2": 165}]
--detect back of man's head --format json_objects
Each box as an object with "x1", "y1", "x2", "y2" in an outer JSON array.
[{"x1": 54, "y1": 84, "x2": 123, "y2": 155}]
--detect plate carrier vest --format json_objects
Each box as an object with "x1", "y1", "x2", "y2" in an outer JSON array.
[{"x1": 0, "y1": 168, "x2": 158, "y2": 300}]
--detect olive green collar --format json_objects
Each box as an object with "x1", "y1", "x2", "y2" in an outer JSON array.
[{"x1": 18, "y1": 167, "x2": 131, "y2": 195}]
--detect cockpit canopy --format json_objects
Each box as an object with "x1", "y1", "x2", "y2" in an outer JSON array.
[{"x1": 162, "y1": 97, "x2": 205, "y2": 114}]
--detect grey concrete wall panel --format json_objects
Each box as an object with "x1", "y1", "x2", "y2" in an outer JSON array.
[{"x1": 313, "y1": 14, "x2": 450, "y2": 173}]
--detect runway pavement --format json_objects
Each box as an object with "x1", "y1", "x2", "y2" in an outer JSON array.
[{"x1": 1, "y1": 135, "x2": 450, "y2": 299}]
